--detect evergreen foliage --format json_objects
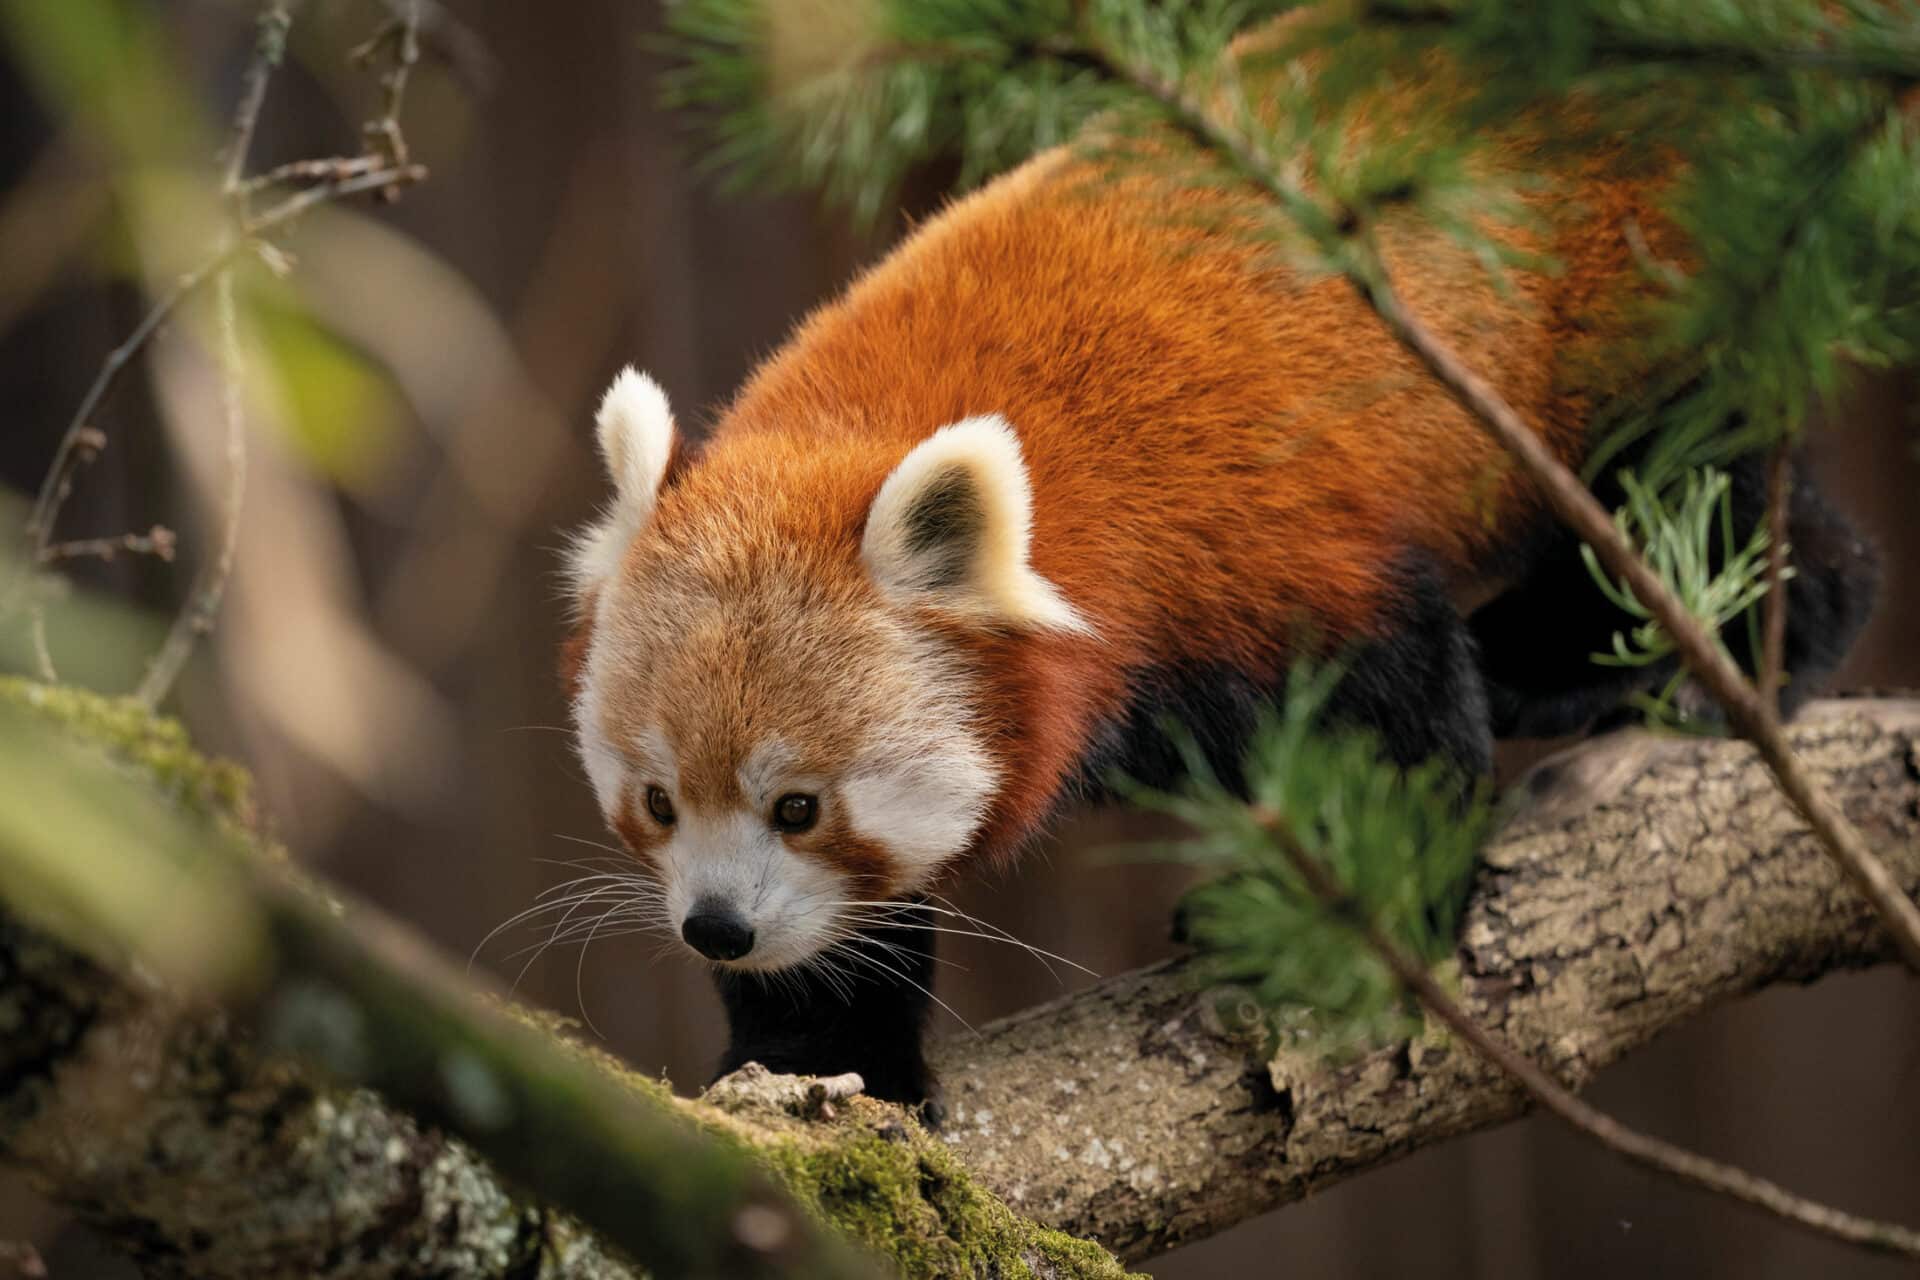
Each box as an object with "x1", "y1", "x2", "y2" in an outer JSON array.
[
  {"x1": 660, "y1": 0, "x2": 1919, "y2": 1036},
  {"x1": 662, "y1": 0, "x2": 1920, "y2": 479},
  {"x1": 1134, "y1": 665, "x2": 1493, "y2": 1049},
  {"x1": 1579, "y1": 467, "x2": 1782, "y2": 726}
]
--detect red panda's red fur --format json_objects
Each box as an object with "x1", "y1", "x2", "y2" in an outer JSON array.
[
  {"x1": 561, "y1": 24, "x2": 1882, "y2": 1109},
  {"x1": 646, "y1": 135, "x2": 1674, "y2": 863}
]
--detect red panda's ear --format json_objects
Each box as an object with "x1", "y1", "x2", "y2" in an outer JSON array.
[
  {"x1": 861, "y1": 415, "x2": 1093, "y2": 635},
  {"x1": 566, "y1": 367, "x2": 677, "y2": 594}
]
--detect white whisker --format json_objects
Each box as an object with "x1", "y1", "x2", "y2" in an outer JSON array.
[
  {"x1": 828, "y1": 939, "x2": 978, "y2": 1037},
  {"x1": 818, "y1": 899, "x2": 1095, "y2": 981}
]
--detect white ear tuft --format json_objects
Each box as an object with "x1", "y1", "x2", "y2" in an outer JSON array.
[
  {"x1": 862, "y1": 415, "x2": 1092, "y2": 635},
  {"x1": 566, "y1": 367, "x2": 677, "y2": 594},
  {"x1": 597, "y1": 367, "x2": 675, "y2": 506}
]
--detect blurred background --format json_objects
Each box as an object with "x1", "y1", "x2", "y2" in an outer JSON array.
[{"x1": 1, "y1": 2, "x2": 1916, "y2": 1276}]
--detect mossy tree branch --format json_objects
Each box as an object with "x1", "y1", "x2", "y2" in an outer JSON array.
[{"x1": 3, "y1": 681, "x2": 1918, "y2": 1273}]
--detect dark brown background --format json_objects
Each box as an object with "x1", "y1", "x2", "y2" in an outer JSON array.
[{"x1": 2, "y1": 3, "x2": 1916, "y2": 1276}]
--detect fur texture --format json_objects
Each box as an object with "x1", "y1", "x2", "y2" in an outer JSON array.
[{"x1": 560, "y1": 50, "x2": 1876, "y2": 1108}]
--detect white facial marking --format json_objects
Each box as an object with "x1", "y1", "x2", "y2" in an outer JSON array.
[
  {"x1": 862, "y1": 415, "x2": 1093, "y2": 635},
  {"x1": 571, "y1": 636, "x2": 627, "y2": 822},
  {"x1": 843, "y1": 746, "x2": 997, "y2": 886},
  {"x1": 659, "y1": 811, "x2": 850, "y2": 972}
]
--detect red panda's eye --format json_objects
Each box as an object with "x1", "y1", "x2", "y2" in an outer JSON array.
[
  {"x1": 772, "y1": 793, "x2": 817, "y2": 833},
  {"x1": 645, "y1": 785, "x2": 676, "y2": 826}
]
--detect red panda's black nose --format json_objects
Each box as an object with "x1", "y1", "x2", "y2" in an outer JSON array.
[{"x1": 682, "y1": 900, "x2": 755, "y2": 961}]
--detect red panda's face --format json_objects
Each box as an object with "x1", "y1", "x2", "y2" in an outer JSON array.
[{"x1": 565, "y1": 371, "x2": 1090, "y2": 973}]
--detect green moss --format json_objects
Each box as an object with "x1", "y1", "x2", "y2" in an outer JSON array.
[
  {"x1": 725, "y1": 1114, "x2": 1137, "y2": 1279},
  {"x1": 1026, "y1": 1229, "x2": 1136, "y2": 1276},
  {"x1": 498, "y1": 1000, "x2": 679, "y2": 1110},
  {"x1": 0, "y1": 676, "x2": 255, "y2": 833}
]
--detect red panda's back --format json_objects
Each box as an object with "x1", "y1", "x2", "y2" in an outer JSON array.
[{"x1": 707, "y1": 131, "x2": 1669, "y2": 682}]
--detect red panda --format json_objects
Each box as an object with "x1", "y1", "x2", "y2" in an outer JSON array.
[{"x1": 561, "y1": 54, "x2": 1876, "y2": 1109}]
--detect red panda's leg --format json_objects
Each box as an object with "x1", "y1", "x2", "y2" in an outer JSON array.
[
  {"x1": 1320, "y1": 555, "x2": 1496, "y2": 781},
  {"x1": 709, "y1": 900, "x2": 940, "y2": 1116},
  {"x1": 1087, "y1": 555, "x2": 1495, "y2": 798}
]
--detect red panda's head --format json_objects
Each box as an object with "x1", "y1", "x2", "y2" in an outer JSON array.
[{"x1": 564, "y1": 369, "x2": 1091, "y2": 972}]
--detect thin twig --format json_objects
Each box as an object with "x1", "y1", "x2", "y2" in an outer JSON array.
[
  {"x1": 22, "y1": 0, "x2": 424, "y2": 689},
  {"x1": 21, "y1": 259, "x2": 225, "y2": 678},
  {"x1": 128, "y1": 0, "x2": 425, "y2": 698},
  {"x1": 125, "y1": 0, "x2": 294, "y2": 704},
  {"x1": 1760, "y1": 442, "x2": 1793, "y2": 713},
  {"x1": 42, "y1": 527, "x2": 177, "y2": 565},
  {"x1": 222, "y1": 0, "x2": 297, "y2": 202},
  {"x1": 136, "y1": 271, "x2": 246, "y2": 708},
  {"x1": 377, "y1": 0, "x2": 498, "y2": 93},
  {"x1": 351, "y1": 0, "x2": 422, "y2": 202},
  {"x1": 241, "y1": 154, "x2": 386, "y2": 195},
  {"x1": 1076, "y1": 22, "x2": 1920, "y2": 973},
  {"x1": 1252, "y1": 807, "x2": 1920, "y2": 1261},
  {"x1": 21, "y1": 158, "x2": 418, "y2": 607}
]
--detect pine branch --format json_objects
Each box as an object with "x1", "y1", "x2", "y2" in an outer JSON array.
[
  {"x1": 1249, "y1": 804, "x2": 1920, "y2": 1259},
  {"x1": 1066, "y1": 8, "x2": 1920, "y2": 975},
  {"x1": 1361, "y1": 1, "x2": 1920, "y2": 84},
  {"x1": 1760, "y1": 442, "x2": 1794, "y2": 710}
]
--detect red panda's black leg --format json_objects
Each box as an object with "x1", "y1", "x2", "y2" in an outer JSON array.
[
  {"x1": 1319, "y1": 556, "x2": 1495, "y2": 780},
  {"x1": 709, "y1": 900, "x2": 940, "y2": 1118},
  {"x1": 1091, "y1": 554, "x2": 1495, "y2": 796}
]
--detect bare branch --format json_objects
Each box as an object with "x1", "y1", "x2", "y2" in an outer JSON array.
[
  {"x1": 351, "y1": 0, "x2": 424, "y2": 202},
  {"x1": 375, "y1": 0, "x2": 500, "y2": 95},
  {"x1": 135, "y1": 271, "x2": 246, "y2": 708},
  {"x1": 221, "y1": 0, "x2": 297, "y2": 202},
  {"x1": 22, "y1": 0, "x2": 427, "y2": 694},
  {"x1": 240, "y1": 153, "x2": 387, "y2": 195},
  {"x1": 41, "y1": 526, "x2": 177, "y2": 565}
]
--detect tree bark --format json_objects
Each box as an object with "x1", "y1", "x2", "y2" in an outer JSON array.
[
  {"x1": 3, "y1": 697, "x2": 1917, "y2": 1276},
  {"x1": 934, "y1": 698, "x2": 1920, "y2": 1260}
]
